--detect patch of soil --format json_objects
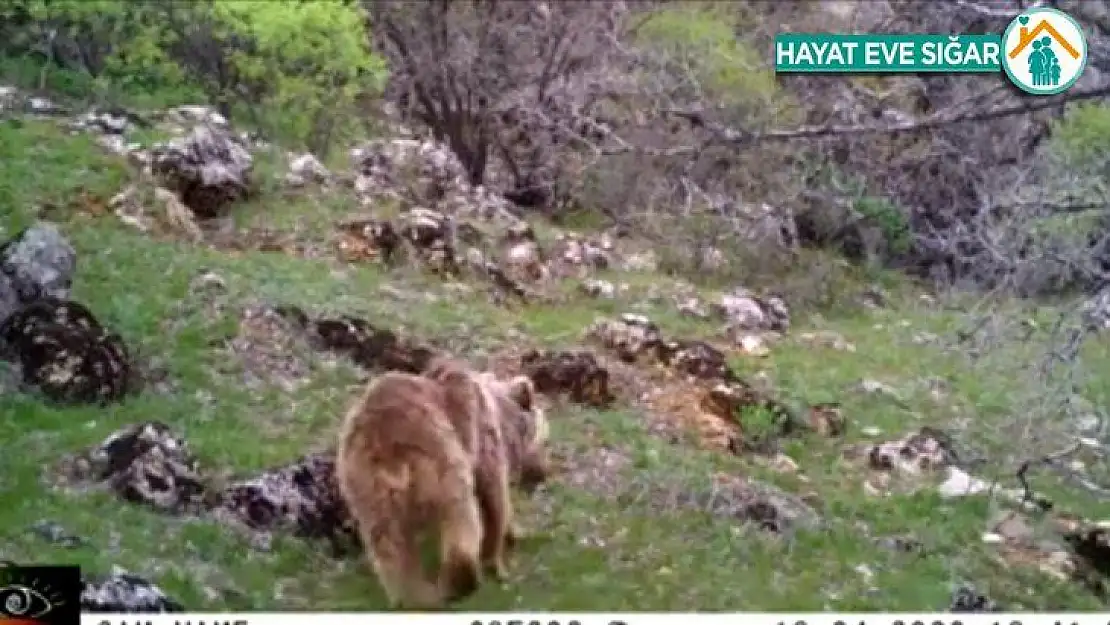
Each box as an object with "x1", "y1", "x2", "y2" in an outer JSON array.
[
  {"x1": 644, "y1": 379, "x2": 739, "y2": 451},
  {"x1": 987, "y1": 512, "x2": 1110, "y2": 600},
  {"x1": 221, "y1": 303, "x2": 318, "y2": 392},
  {"x1": 219, "y1": 302, "x2": 441, "y2": 393},
  {"x1": 582, "y1": 313, "x2": 826, "y2": 454},
  {"x1": 548, "y1": 440, "x2": 632, "y2": 497},
  {"x1": 207, "y1": 225, "x2": 324, "y2": 259},
  {"x1": 335, "y1": 215, "x2": 402, "y2": 265},
  {"x1": 622, "y1": 473, "x2": 822, "y2": 535}
]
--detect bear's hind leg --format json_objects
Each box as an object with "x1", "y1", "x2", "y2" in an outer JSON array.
[
  {"x1": 437, "y1": 491, "x2": 484, "y2": 603},
  {"x1": 359, "y1": 518, "x2": 442, "y2": 610}
]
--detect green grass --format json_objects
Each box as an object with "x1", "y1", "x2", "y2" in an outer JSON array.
[{"x1": 2, "y1": 113, "x2": 1110, "y2": 613}]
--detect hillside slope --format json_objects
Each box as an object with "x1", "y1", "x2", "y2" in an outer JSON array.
[{"x1": 2, "y1": 89, "x2": 1110, "y2": 613}]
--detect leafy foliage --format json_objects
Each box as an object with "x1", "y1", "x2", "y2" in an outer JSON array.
[
  {"x1": 1050, "y1": 102, "x2": 1110, "y2": 163},
  {"x1": 854, "y1": 195, "x2": 912, "y2": 255},
  {"x1": 209, "y1": 1, "x2": 387, "y2": 153},
  {"x1": 0, "y1": 0, "x2": 388, "y2": 155},
  {"x1": 633, "y1": 4, "x2": 790, "y2": 120}
]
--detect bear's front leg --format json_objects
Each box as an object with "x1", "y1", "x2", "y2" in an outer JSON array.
[{"x1": 475, "y1": 460, "x2": 513, "y2": 582}]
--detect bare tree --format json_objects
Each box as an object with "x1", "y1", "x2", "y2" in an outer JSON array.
[{"x1": 364, "y1": 0, "x2": 628, "y2": 207}]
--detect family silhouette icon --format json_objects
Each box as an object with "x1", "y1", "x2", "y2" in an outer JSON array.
[{"x1": 1008, "y1": 16, "x2": 1080, "y2": 87}]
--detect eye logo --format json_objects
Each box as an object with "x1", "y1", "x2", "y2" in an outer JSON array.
[
  {"x1": 0, "y1": 583, "x2": 59, "y2": 619},
  {"x1": 0, "y1": 566, "x2": 79, "y2": 625}
]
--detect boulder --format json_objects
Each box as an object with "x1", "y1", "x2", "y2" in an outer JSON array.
[
  {"x1": 82, "y1": 567, "x2": 185, "y2": 613},
  {"x1": 212, "y1": 451, "x2": 355, "y2": 549},
  {"x1": 0, "y1": 298, "x2": 131, "y2": 404},
  {"x1": 0, "y1": 222, "x2": 76, "y2": 323},
  {"x1": 150, "y1": 126, "x2": 253, "y2": 218},
  {"x1": 65, "y1": 421, "x2": 205, "y2": 513}
]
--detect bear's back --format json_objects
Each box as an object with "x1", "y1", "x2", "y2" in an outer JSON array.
[{"x1": 338, "y1": 371, "x2": 458, "y2": 462}]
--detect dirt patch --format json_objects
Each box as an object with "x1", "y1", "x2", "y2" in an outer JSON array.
[
  {"x1": 619, "y1": 472, "x2": 822, "y2": 535},
  {"x1": 217, "y1": 302, "x2": 442, "y2": 393},
  {"x1": 335, "y1": 215, "x2": 402, "y2": 265},
  {"x1": 206, "y1": 224, "x2": 327, "y2": 259},
  {"x1": 581, "y1": 313, "x2": 833, "y2": 454},
  {"x1": 548, "y1": 440, "x2": 633, "y2": 497},
  {"x1": 221, "y1": 303, "x2": 320, "y2": 393},
  {"x1": 983, "y1": 510, "x2": 1110, "y2": 600}
]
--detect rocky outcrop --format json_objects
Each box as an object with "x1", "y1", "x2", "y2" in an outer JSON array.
[
  {"x1": 211, "y1": 451, "x2": 356, "y2": 551},
  {"x1": 349, "y1": 137, "x2": 524, "y2": 232},
  {"x1": 63, "y1": 421, "x2": 207, "y2": 513},
  {"x1": 548, "y1": 232, "x2": 613, "y2": 277},
  {"x1": 0, "y1": 298, "x2": 132, "y2": 403},
  {"x1": 0, "y1": 224, "x2": 132, "y2": 404},
  {"x1": 520, "y1": 349, "x2": 615, "y2": 408},
  {"x1": 0, "y1": 222, "x2": 76, "y2": 322},
  {"x1": 64, "y1": 421, "x2": 355, "y2": 551},
  {"x1": 714, "y1": 287, "x2": 790, "y2": 333},
  {"x1": 82, "y1": 568, "x2": 185, "y2": 613},
  {"x1": 150, "y1": 125, "x2": 253, "y2": 218}
]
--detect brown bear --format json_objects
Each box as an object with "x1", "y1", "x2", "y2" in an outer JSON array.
[{"x1": 335, "y1": 356, "x2": 549, "y2": 609}]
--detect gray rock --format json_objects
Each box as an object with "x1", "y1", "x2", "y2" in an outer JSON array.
[
  {"x1": 0, "y1": 222, "x2": 77, "y2": 318},
  {"x1": 0, "y1": 272, "x2": 18, "y2": 328},
  {"x1": 29, "y1": 519, "x2": 87, "y2": 548},
  {"x1": 82, "y1": 567, "x2": 184, "y2": 612},
  {"x1": 949, "y1": 583, "x2": 1001, "y2": 612},
  {"x1": 150, "y1": 125, "x2": 253, "y2": 218}
]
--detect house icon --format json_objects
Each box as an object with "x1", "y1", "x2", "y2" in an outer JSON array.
[{"x1": 1008, "y1": 19, "x2": 1081, "y2": 59}]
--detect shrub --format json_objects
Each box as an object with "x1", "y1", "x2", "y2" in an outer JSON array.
[
  {"x1": 633, "y1": 3, "x2": 791, "y2": 119},
  {"x1": 1, "y1": 0, "x2": 389, "y2": 156},
  {"x1": 209, "y1": 1, "x2": 387, "y2": 155},
  {"x1": 1050, "y1": 102, "x2": 1110, "y2": 163},
  {"x1": 854, "y1": 195, "x2": 911, "y2": 256}
]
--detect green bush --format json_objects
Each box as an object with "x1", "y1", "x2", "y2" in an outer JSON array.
[
  {"x1": 209, "y1": 0, "x2": 387, "y2": 154},
  {"x1": 854, "y1": 195, "x2": 911, "y2": 255},
  {"x1": 633, "y1": 4, "x2": 793, "y2": 121},
  {"x1": 1050, "y1": 102, "x2": 1110, "y2": 163},
  {"x1": 1, "y1": 0, "x2": 389, "y2": 156}
]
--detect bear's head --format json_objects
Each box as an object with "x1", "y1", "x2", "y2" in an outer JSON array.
[{"x1": 496, "y1": 373, "x2": 550, "y2": 493}]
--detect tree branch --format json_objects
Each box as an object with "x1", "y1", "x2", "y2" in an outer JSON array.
[{"x1": 600, "y1": 83, "x2": 1110, "y2": 157}]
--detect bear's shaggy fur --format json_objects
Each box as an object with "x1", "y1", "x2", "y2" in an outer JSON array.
[{"x1": 336, "y1": 356, "x2": 549, "y2": 609}]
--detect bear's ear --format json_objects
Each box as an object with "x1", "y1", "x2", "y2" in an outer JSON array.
[
  {"x1": 506, "y1": 375, "x2": 536, "y2": 412},
  {"x1": 421, "y1": 355, "x2": 453, "y2": 379}
]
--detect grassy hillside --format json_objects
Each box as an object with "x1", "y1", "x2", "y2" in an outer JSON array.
[{"x1": 2, "y1": 94, "x2": 1110, "y2": 613}]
